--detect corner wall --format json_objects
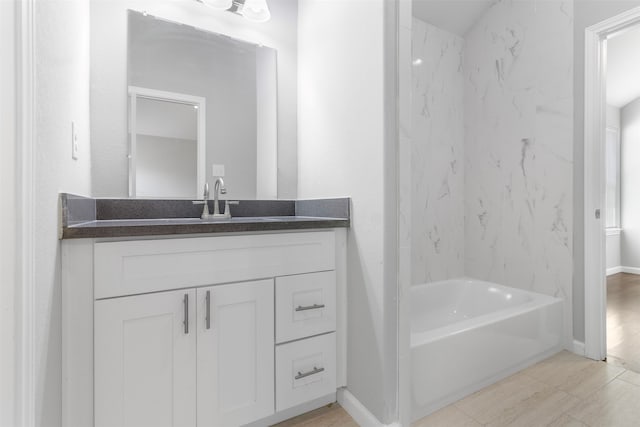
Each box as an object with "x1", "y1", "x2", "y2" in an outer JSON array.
[
  {"x1": 464, "y1": 0, "x2": 574, "y2": 345},
  {"x1": 34, "y1": 0, "x2": 93, "y2": 425},
  {"x1": 297, "y1": 0, "x2": 396, "y2": 422}
]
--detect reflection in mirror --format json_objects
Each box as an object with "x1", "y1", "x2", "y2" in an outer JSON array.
[
  {"x1": 129, "y1": 87, "x2": 205, "y2": 198},
  {"x1": 128, "y1": 10, "x2": 278, "y2": 199}
]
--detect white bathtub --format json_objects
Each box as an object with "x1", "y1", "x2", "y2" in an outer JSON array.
[{"x1": 411, "y1": 278, "x2": 563, "y2": 421}]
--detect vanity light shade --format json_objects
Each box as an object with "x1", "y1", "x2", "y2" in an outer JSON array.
[
  {"x1": 201, "y1": 0, "x2": 233, "y2": 10},
  {"x1": 242, "y1": 0, "x2": 271, "y2": 22}
]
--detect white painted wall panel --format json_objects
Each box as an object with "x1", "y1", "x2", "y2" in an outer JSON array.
[
  {"x1": 297, "y1": 0, "x2": 391, "y2": 422},
  {"x1": 34, "y1": 0, "x2": 93, "y2": 425}
]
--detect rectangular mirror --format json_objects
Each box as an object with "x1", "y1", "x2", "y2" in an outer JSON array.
[{"x1": 127, "y1": 10, "x2": 277, "y2": 199}]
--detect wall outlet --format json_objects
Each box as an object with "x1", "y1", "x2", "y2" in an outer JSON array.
[
  {"x1": 212, "y1": 164, "x2": 225, "y2": 177},
  {"x1": 71, "y1": 121, "x2": 79, "y2": 160}
]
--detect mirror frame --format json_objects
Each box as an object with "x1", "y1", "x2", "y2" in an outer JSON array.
[{"x1": 128, "y1": 86, "x2": 206, "y2": 198}]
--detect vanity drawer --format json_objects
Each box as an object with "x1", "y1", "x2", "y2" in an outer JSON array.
[
  {"x1": 275, "y1": 271, "x2": 336, "y2": 343},
  {"x1": 94, "y1": 232, "x2": 335, "y2": 299},
  {"x1": 275, "y1": 333, "x2": 336, "y2": 412}
]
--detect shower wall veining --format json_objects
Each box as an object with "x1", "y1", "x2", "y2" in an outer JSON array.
[
  {"x1": 412, "y1": 0, "x2": 573, "y2": 343},
  {"x1": 464, "y1": 0, "x2": 573, "y2": 341},
  {"x1": 411, "y1": 18, "x2": 465, "y2": 284}
]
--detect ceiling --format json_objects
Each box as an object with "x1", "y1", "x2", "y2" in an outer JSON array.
[
  {"x1": 607, "y1": 25, "x2": 640, "y2": 108},
  {"x1": 412, "y1": 0, "x2": 496, "y2": 36}
]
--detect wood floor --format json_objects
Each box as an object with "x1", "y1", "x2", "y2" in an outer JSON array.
[
  {"x1": 607, "y1": 273, "x2": 640, "y2": 372},
  {"x1": 279, "y1": 351, "x2": 640, "y2": 426},
  {"x1": 272, "y1": 403, "x2": 357, "y2": 427},
  {"x1": 278, "y1": 278, "x2": 640, "y2": 426}
]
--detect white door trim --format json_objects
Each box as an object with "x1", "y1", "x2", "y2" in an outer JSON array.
[
  {"x1": 15, "y1": 0, "x2": 36, "y2": 425},
  {"x1": 127, "y1": 86, "x2": 206, "y2": 198},
  {"x1": 584, "y1": 6, "x2": 640, "y2": 361}
]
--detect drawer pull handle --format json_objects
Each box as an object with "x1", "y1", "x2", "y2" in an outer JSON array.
[
  {"x1": 183, "y1": 293, "x2": 189, "y2": 334},
  {"x1": 295, "y1": 366, "x2": 325, "y2": 380},
  {"x1": 295, "y1": 304, "x2": 325, "y2": 312}
]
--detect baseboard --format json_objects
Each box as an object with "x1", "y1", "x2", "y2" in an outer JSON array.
[
  {"x1": 337, "y1": 388, "x2": 400, "y2": 427},
  {"x1": 607, "y1": 266, "x2": 622, "y2": 276},
  {"x1": 621, "y1": 266, "x2": 640, "y2": 275},
  {"x1": 571, "y1": 339, "x2": 586, "y2": 356}
]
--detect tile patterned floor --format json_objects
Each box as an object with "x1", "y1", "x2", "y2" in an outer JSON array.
[
  {"x1": 272, "y1": 403, "x2": 357, "y2": 427},
  {"x1": 278, "y1": 352, "x2": 640, "y2": 426},
  {"x1": 414, "y1": 351, "x2": 640, "y2": 426},
  {"x1": 279, "y1": 277, "x2": 640, "y2": 426}
]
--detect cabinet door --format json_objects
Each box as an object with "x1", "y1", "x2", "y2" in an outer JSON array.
[
  {"x1": 197, "y1": 280, "x2": 274, "y2": 426},
  {"x1": 95, "y1": 289, "x2": 196, "y2": 427}
]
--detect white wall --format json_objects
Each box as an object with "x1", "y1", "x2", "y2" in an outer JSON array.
[
  {"x1": 297, "y1": 0, "x2": 395, "y2": 422},
  {"x1": 136, "y1": 136, "x2": 197, "y2": 198},
  {"x1": 34, "y1": 0, "x2": 93, "y2": 425},
  {"x1": 464, "y1": 0, "x2": 574, "y2": 346},
  {"x1": 411, "y1": 18, "x2": 465, "y2": 284},
  {"x1": 573, "y1": 0, "x2": 640, "y2": 343},
  {"x1": 607, "y1": 232, "x2": 622, "y2": 273},
  {"x1": 0, "y1": 1, "x2": 17, "y2": 425},
  {"x1": 91, "y1": 0, "x2": 298, "y2": 198},
  {"x1": 621, "y1": 98, "x2": 640, "y2": 269}
]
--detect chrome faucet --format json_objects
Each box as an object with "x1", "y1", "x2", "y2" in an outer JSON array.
[
  {"x1": 212, "y1": 177, "x2": 227, "y2": 216},
  {"x1": 193, "y1": 179, "x2": 231, "y2": 220}
]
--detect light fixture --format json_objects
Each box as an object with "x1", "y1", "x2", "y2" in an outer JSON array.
[
  {"x1": 196, "y1": 0, "x2": 271, "y2": 23},
  {"x1": 241, "y1": 0, "x2": 271, "y2": 23},
  {"x1": 200, "y1": 0, "x2": 233, "y2": 10}
]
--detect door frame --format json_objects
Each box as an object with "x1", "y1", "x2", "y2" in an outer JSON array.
[
  {"x1": 127, "y1": 85, "x2": 206, "y2": 198},
  {"x1": 584, "y1": 6, "x2": 640, "y2": 361}
]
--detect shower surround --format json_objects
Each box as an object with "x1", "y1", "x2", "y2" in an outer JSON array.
[
  {"x1": 411, "y1": 19, "x2": 465, "y2": 284},
  {"x1": 412, "y1": 0, "x2": 573, "y2": 343}
]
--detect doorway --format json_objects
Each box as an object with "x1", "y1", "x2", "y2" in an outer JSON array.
[
  {"x1": 603, "y1": 24, "x2": 640, "y2": 370},
  {"x1": 584, "y1": 6, "x2": 640, "y2": 363}
]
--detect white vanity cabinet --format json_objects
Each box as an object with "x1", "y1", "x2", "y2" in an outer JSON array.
[
  {"x1": 94, "y1": 281, "x2": 274, "y2": 427},
  {"x1": 94, "y1": 289, "x2": 198, "y2": 427},
  {"x1": 62, "y1": 230, "x2": 347, "y2": 427},
  {"x1": 196, "y1": 280, "x2": 275, "y2": 426}
]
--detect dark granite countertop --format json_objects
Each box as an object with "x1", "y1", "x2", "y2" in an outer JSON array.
[{"x1": 60, "y1": 194, "x2": 350, "y2": 239}]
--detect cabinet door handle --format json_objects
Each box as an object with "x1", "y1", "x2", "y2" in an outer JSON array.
[
  {"x1": 205, "y1": 290, "x2": 211, "y2": 330},
  {"x1": 183, "y1": 293, "x2": 189, "y2": 334},
  {"x1": 295, "y1": 366, "x2": 325, "y2": 380},
  {"x1": 295, "y1": 303, "x2": 325, "y2": 312}
]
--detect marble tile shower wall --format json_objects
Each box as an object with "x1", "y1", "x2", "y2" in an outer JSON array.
[
  {"x1": 411, "y1": 18, "x2": 465, "y2": 284},
  {"x1": 464, "y1": 0, "x2": 573, "y2": 338},
  {"x1": 411, "y1": 0, "x2": 573, "y2": 340}
]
